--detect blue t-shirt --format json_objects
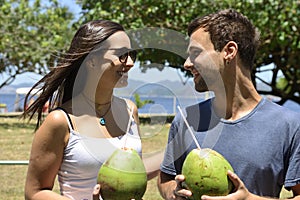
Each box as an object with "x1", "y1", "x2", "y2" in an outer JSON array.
[{"x1": 160, "y1": 97, "x2": 300, "y2": 197}]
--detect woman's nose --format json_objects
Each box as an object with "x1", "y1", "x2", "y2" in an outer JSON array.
[{"x1": 125, "y1": 55, "x2": 134, "y2": 68}]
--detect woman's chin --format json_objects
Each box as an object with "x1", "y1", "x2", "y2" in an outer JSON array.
[{"x1": 115, "y1": 79, "x2": 128, "y2": 88}]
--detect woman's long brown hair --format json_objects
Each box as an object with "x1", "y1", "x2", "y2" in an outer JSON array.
[{"x1": 23, "y1": 20, "x2": 124, "y2": 129}]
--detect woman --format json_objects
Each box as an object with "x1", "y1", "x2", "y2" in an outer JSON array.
[{"x1": 24, "y1": 20, "x2": 141, "y2": 200}]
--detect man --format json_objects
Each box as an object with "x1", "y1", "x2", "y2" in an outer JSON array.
[{"x1": 157, "y1": 9, "x2": 300, "y2": 200}]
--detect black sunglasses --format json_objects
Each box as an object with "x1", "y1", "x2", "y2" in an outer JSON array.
[
  {"x1": 98, "y1": 48, "x2": 137, "y2": 64},
  {"x1": 118, "y1": 49, "x2": 137, "y2": 64}
]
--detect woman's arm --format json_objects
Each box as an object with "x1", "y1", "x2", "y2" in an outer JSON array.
[
  {"x1": 25, "y1": 110, "x2": 70, "y2": 200},
  {"x1": 125, "y1": 99, "x2": 163, "y2": 179},
  {"x1": 126, "y1": 99, "x2": 140, "y2": 133},
  {"x1": 143, "y1": 150, "x2": 164, "y2": 180}
]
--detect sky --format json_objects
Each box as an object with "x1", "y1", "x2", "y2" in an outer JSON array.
[{"x1": 4, "y1": 65, "x2": 184, "y2": 85}]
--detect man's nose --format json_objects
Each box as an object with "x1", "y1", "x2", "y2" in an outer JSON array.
[{"x1": 184, "y1": 57, "x2": 193, "y2": 70}]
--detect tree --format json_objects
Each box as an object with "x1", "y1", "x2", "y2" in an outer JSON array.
[
  {"x1": 133, "y1": 93, "x2": 154, "y2": 109},
  {"x1": 0, "y1": 0, "x2": 74, "y2": 88},
  {"x1": 77, "y1": 0, "x2": 300, "y2": 104}
]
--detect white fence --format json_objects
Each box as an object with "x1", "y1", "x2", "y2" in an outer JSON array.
[{"x1": 0, "y1": 160, "x2": 29, "y2": 165}]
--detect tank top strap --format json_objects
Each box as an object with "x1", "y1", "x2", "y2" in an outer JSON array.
[
  {"x1": 121, "y1": 98, "x2": 134, "y2": 116},
  {"x1": 55, "y1": 107, "x2": 74, "y2": 131}
]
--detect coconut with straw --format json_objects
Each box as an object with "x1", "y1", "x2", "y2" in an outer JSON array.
[
  {"x1": 97, "y1": 106, "x2": 147, "y2": 200},
  {"x1": 178, "y1": 106, "x2": 234, "y2": 200}
]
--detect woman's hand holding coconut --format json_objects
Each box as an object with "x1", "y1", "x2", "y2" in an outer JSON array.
[{"x1": 93, "y1": 184, "x2": 101, "y2": 200}]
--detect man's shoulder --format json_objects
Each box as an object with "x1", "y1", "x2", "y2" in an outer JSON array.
[
  {"x1": 261, "y1": 98, "x2": 300, "y2": 126},
  {"x1": 262, "y1": 98, "x2": 300, "y2": 117}
]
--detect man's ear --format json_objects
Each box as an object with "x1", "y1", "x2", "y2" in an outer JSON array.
[{"x1": 223, "y1": 41, "x2": 238, "y2": 63}]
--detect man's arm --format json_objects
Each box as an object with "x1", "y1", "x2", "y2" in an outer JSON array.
[
  {"x1": 157, "y1": 171, "x2": 177, "y2": 200},
  {"x1": 157, "y1": 171, "x2": 192, "y2": 200},
  {"x1": 291, "y1": 184, "x2": 300, "y2": 199}
]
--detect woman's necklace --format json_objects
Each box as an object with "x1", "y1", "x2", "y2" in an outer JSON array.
[
  {"x1": 82, "y1": 93, "x2": 112, "y2": 126},
  {"x1": 97, "y1": 103, "x2": 111, "y2": 126}
]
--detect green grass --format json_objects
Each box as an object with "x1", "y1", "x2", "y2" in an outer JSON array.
[
  {"x1": 0, "y1": 117, "x2": 166, "y2": 200},
  {"x1": 0, "y1": 117, "x2": 293, "y2": 199}
]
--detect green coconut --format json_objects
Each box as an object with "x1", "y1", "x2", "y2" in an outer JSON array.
[
  {"x1": 182, "y1": 148, "x2": 234, "y2": 200},
  {"x1": 97, "y1": 148, "x2": 147, "y2": 200}
]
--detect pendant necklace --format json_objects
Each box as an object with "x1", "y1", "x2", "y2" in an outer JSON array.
[
  {"x1": 82, "y1": 93, "x2": 112, "y2": 126},
  {"x1": 98, "y1": 104, "x2": 111, "y2": 126}
]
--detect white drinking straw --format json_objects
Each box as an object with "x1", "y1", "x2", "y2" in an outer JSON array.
[
  {"x1": 123, "y1": 105, "x2": 134, "y2": 148},
  {"x1": 177, "y1": 106, "x2": 201, "y2": 150}
]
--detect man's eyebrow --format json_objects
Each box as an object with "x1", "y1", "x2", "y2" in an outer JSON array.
[{"x1": 186, "y1": 46, "x2": 201, "y2": 53}]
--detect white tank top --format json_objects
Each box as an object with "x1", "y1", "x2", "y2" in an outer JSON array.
[{"x1": 57, "y1": 108, "x2": 142, "y2": 200}]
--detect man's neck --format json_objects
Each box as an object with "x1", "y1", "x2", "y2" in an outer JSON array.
[{"x1": 212, "y1": 77, "x2": 262, "y2": 121}]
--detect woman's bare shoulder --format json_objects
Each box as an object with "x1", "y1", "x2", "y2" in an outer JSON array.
[
  {"x1": 35, "y1": 109, "x2": 70, "y2": 144},
  {"x1": 44, "y1": 109, "x2": 69, "y2": 128}
]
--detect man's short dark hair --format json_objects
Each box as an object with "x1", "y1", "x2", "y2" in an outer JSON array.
[{"x1": 188, "y1": 9, "x2": 260, "y2": 70}]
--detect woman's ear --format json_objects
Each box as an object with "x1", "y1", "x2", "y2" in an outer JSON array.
[
  {"x1": 223, "y1": 41, "x2": 238, "y2": 64},
  {"x1": 84, "y1": 53, "x2": 96, "y2": 68}
]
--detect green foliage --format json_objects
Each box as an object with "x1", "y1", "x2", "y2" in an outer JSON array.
[
  {"x1": 1, "y1": 0, "x2": 299, "y2": 104},
  {"x1": 133, "y1": 93, "x2": 154, "y2": 109},
  {"x1": 0, "y1": 0, "x2": 74, "y2": 88},
  {"x1": 77, "y1": 0, "x2": 300, "y2": 104},
  {"x1": 276, "y1": 77, "x2": 291, "y2": 94}
]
